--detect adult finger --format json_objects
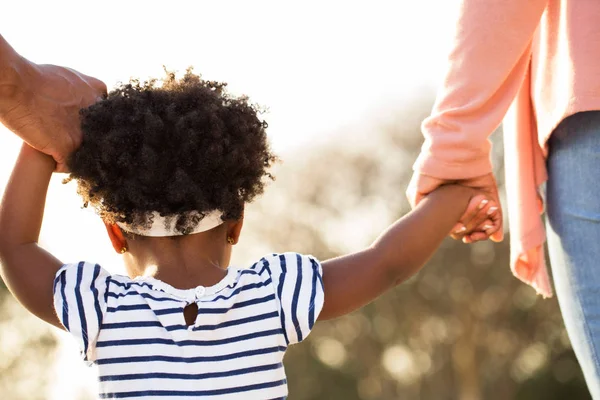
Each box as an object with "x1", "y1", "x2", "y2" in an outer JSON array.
[
  {"x1": 65, "y1": 66, "x2": 107, "y2": 96},
  {"x1": 451, "y1": 195, "x2": 488, "y2": 235},
  {"x1": 463, "y1": 219, "x2": 494, "y2": 243},
  {"x1": 464, "y1": 202, "x2": 502, "y2": 243},
  {"x1": 89, "y1": 77, "x2": 108, "y2": 97},
  {"x1": 464, "y1": 231, "x2": 489, "y2": 243},
  {"x1": 456, "y1": 173, "x2": 504, "y2": 241},
  {"x1": 490, "y1": 220, "x2": 504, "y2": 241},
  {"x1": 463, "y1": 201, "x2": 494, "y2": 233},
  {"x1": 479, "y1": 200, "x2": 503, "y2": 242},
  {"x1": 450, "y1": 195, "x2": 489, "y2": 240}
]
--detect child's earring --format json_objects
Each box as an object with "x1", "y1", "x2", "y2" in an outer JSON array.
[
  {"x1": 227, "y1": 236, "x2": 235, "y2": 245},
  {"x1": 120, "y1": 246, "x2": 128, "y2": 254}
]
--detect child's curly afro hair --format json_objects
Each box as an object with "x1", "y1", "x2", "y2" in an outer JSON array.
[{"x1": 66, "y1": 68, "x2": 277, "y2": 235}]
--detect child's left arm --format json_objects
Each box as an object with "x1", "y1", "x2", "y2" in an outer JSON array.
[
  {"x1": 0, "y1": 143, "x2": 64, "y2": 329},
  {"x1": 318, "y1": 184, "x2": 497, "y2": 320}
]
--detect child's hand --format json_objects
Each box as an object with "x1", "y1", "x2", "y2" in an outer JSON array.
[{"x1": 450, "y1": 194, "x2": 500, "y2": 243}]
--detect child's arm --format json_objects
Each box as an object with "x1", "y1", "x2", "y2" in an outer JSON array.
[
  {"x1": 319, "y1": 184, "x2": 490, "y2": 320},
  {"x1": 0, "y1": 143, "x2": 64, "y2": 329}
]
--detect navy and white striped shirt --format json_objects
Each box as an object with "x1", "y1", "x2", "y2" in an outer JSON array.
[{"x1": 53, "y1": 253, "x2": 324, "y2": 399}]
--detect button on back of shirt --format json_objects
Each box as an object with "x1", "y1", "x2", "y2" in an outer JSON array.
[{"x1": 195, "y1": 286, "x2": 206, "y2": 298}]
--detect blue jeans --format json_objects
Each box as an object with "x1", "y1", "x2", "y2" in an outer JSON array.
[{"x1": 546, "y1": 111, "x2": 600, "y2": 398}]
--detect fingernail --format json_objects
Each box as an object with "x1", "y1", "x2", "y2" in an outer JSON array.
[
  {"x1": 456, "y1": 226, "x2": 466, "y2": 233},
  {"x1": 487, "y1": 207, "x2": 498, "y2": 215},
  {"x1": 478, "y1": 199, "x2": 489, "y2": 209},
  {"x1": 483, "y1": 225, "x2": 493, "y2": 230}
]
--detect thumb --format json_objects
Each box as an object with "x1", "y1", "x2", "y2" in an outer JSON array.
[
  {"x1": 407, "y1": 173, "x2": 445, "y2": 209},
  {"x1": 406, "y1": 179, "x2": 419, "y2": 209},
  {"x1": 91, "y1": 78, "x2": 108, "y2": 97},
  {"x1": 406, "y1": 182, "x2": 426, "y2": 209}
]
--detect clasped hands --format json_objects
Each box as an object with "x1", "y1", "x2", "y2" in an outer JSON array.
[
  {"x1": 408, "y1": 172, "x2": 503, "y2": 243},
  {"x1": 0, "y1": 57, "x2": 106, "y2": 172}
]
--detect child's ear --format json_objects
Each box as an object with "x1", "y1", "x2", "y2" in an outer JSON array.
[
  {"x1": 227, "y1": 215, "x2": 244, "y2": 245},
  {"x1": 103, "y1": 222, "x2": 129, "y2": 254}
]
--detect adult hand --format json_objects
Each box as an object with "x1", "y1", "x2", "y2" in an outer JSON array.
[
  {"x1": 407, "y1": 172, "x2": 504, "y2": 243},
  {"x1": 0, "y1": 60, "x2": 107, "y2": 172}
]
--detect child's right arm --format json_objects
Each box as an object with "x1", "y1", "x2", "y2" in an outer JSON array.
[
  {"x1": 318, "y1": 184, "x2": 496, "y2": 320},
  {"x1": 0, "y1": 144, "x2": 64, "y2": 329}
]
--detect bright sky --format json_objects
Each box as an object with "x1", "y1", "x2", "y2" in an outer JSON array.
[{"x1": 0, "y1": 1, "x2": 458, "y2": 398}]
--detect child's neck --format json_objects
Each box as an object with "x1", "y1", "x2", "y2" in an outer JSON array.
[{"x1": 123, "y1": 233, "x2": 230, "y2": 290}]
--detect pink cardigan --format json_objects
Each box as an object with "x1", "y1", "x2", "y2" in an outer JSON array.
[{"x1": 413, "y1": 0, "x2": 600, "y2": 297}]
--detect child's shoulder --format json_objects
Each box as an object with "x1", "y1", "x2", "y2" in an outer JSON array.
[
  {"x1": 53, "y1": 252, "x2": 323, "y2": 300},
  {"x1": 55, "y1": 261, "x2": 132, "y2": 288},
  {"x1": 54, "y1": 261, "x2": 111, "y2": 289},
  {"x1": 243, "y1": 252, "x2": 325, "y2": 345},
  {"x1": 54, "y1": 262, "x2": 151, "y2": 305},
  {"x1": 241, "y1": 252, "x2": 322, "y2": 279}
]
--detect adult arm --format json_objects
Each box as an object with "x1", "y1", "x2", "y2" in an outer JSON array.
[
  {"x1": 407, "y1": 0, "x2": 549, "y2": 242},
  {"x1": 0, "y1": 34, "x2": 107, "y2": 172}
]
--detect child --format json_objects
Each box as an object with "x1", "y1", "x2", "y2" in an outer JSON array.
[{"x1": 0, "y1": 70, "x2": 497, "y2": 399}]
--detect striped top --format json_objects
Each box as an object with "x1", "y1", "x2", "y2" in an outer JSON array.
[{"x1": 53, "y1": 252, "x2": 324, "y2": 399}]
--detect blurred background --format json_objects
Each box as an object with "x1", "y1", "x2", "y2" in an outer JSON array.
[{"x1": 0, "y1": 1, "x2": 592, "y2": 399}]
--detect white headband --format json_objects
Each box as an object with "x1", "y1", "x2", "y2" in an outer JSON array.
[{"x1": 116, "y1": 210, "x2": 224, "y2": 237}]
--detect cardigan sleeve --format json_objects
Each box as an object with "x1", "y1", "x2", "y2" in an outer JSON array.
[{"x1": 413, "y1": 0, "x2": 548, "y2": 179}]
